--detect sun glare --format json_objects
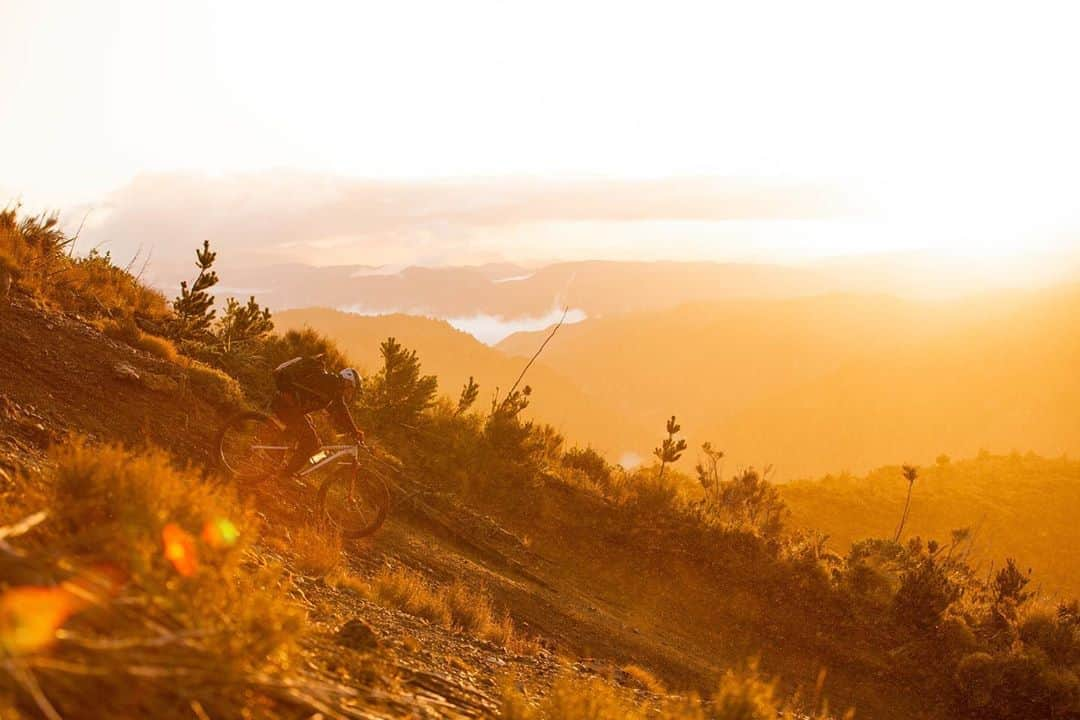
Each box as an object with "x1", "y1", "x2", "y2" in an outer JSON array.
[{"x1": 2, "y1": 1, "x2": 1079, "y2": 271}]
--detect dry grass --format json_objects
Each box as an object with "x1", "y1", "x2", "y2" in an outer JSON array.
[
  {"x1": 101, "y1": 317, "x2": 179, "y2": 362},
  {"x1": 368, "y1": 565, "x2": 453, "y2": 626},
  {"x1": 501, "y1": 675, "x2": 652, "y2": 720},
  {"x1": 290, "y1": 524, "x2": 342, "y2": 577},
  {"x1": 445, "y1": 578, "x2": 498, "y2": 634},
  {"x1": 1, "y1": 207, "x2": 169, "y2": 323},
  {"x1": 2, "y1": 207, "x2": 252, "y2": 411},
  {"x1": 621, "y1": 664, "x2": 667, "y2": 694},
  {"x1": 326, "y1": 568, "x2": 370, "y2": 597},
  {"x1": 132, "y1": 332, "x2": 178, "y2": 361},
  {"x1": 499, "y1": 662, "x2": 844, "y2": 720},
  {"x1": 0, "y1": 439, "x2": 349, "y2": 719},
  {"x1": 365, "y1": 565, "x2": 537, "y2": 652}
]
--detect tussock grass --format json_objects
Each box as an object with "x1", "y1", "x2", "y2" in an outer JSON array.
[
  {"x1": 365, "y1": 565, "x2": 537, "y2": 652},
  {"x1": 0, "y1": 439, "x2": 344, "y2": 719},
  {"x1": 101, "y1": 317, "x2": 179, "y2": 362},
  {"x1": 326, "y1": 568, "x2": 370, "y2": 597},
  {"x1": 132, "y1": 331, "x2": 179, "y2": 362},
  {"x1": 501, "y1": 675, "x2": 651, "y2": 720},
  {"x1": 368, "y1": 565, "x2": 453, "y2": 627},
  {"x1": 290, "y1": 524, "x2": 342, "y2": 577},
  {"x1": 445, "y1": 578, "x2": 498, "y2": 634},
  {"x1": 501, "y1": 662, "x2": 843, "y2": 720}
]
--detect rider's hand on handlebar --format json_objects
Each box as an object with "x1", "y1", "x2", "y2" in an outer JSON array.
[{"x1": 355, "y1": 430, "x2": 367, "y2": 447}]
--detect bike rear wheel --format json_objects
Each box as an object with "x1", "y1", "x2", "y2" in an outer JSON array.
[
  {"x1": 217, "y1": 411, "x2": 294, "y2": 482},
  {"x1": 316, "y1": 465, "x2": 390, "y2": 539}
]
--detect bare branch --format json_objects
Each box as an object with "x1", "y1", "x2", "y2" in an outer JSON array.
[{"x1": 498, "y1": 306, "x2": 568, "y2": 414}]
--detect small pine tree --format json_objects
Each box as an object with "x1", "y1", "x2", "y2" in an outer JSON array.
[
  {"x1": 654, "y1": 415, "x2": 687, "y2": 481},
  {"x1": 486, "y1": 385, "x2": 533, "y2": 451},
  {"x1": 484, "y1": 385, "x2": 562, "y2": 483},
  {"x1": 366, "y1": 337, "x2": 438, "y2": 432},
  {"x1": 217, "y1": 295, "x2": 274, "y2": 353},
  {"x1": 992, "y1": 558, "x2": 1033, "y2": 606},
  {"x1": 172, "y1": 240, "x2": 219, "y2": 341},
  {"x1": 456, "y1": 376, "x2": 480, "y2": 416},
  {"x1": 695, "y1": 441, "x2": 725, "y2": 505},
  {"x1": 491, "y1": 385, "x2": 532, "y2": 418}
]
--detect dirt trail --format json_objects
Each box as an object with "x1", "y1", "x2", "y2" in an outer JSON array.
[{"x1": 233, "y1": 470, "x2": 679, "y2": 717}]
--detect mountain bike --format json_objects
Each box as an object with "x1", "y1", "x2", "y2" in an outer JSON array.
[{"x1": 216, "y1": 411, "x2": 390, "y2": 538}]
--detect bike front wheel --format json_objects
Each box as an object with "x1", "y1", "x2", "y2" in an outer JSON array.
[
  {"x1": 316, "y1": 465, "x2": 390, "y2": 539},
  {"x1": 217, "y1": 411, "x2": 294, "y2": 483}
]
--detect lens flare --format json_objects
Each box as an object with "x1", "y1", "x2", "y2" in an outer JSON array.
[
  {"x1": 162, "y1": 523, "x2": 199, "y2": 577},
  {"x1": 201, "y1": 517, "x2": 239, "y2": 549},
  {"x1": 0, "y1": 586, "x2": 78, "y2": 655},
  {"x1": 0, "y1": 565, "x2": 126, "y2": 656}
]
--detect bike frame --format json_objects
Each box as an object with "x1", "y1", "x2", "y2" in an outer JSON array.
[{"x1": 296, "y1": 444, "x2": 359, "y2": 478}]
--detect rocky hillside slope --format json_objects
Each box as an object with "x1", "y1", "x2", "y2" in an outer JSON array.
[{"x1": 1, "y1": 294, "x2": 855, "y2": 718}]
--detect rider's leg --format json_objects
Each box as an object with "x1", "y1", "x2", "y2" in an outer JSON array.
[
  {"x1": 272, "y1": 393, "x2": 321, "y2": 477},
  {"x1": 282, "y1": 415, "x2": 320, "y2": 477}
]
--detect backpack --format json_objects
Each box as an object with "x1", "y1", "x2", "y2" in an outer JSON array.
[{"x1": 273, "y1": 355, "x2": 325, "y2": 392}]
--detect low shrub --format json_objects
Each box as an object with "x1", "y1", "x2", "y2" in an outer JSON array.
[
  {"x1": 326, "y1": 568, "x2": 370, "y2": 597},
  {"x1": 893, "y1": 553, "x2": 964, "y2": 632},
  {"x1": 954, "y1": 648, "x2": 1080, "y2": 719},
  {"x1": 620, "y1": 467, "x2": 683, "y2": 514},
  {"x1": 562, "y1": 446, "x2": 613, "y2": 489},
  {"x1": 183, "y1": 359, "x2": 246, "y2": 409},
  {"x1": 445, "y1": 578, "x2": 498, "y2": 634},
  {"x1": 712, "y1": 661, "x2": 783, "y2": 720},
  {"x1": 0, "y1": 439, "x2": 309, "y2": 718},
  {"x1": 65, "y1": 249, "x2": 170, "y2": 323}
]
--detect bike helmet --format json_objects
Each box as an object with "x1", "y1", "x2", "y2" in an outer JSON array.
[{"x1": 339, "y1": 368, "x2": 361, "y2": 398}]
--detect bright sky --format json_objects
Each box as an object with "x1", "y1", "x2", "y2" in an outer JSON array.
[{"x1": 3, "y1": 1, "x2": 1080, "y2": 267}]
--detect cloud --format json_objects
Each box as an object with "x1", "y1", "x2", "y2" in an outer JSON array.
[{"x1": 72, "y1": 170, "x2": 853, "y2": 282}]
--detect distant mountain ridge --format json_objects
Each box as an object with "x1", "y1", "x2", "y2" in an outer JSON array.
[
  {"x1": 496, "y1": 284, "x2": 1080, "y2": 478},
  {"x1": 204, "y1": 255, "x2": 1080, "y2": 331},
  {"x1": 214, "y1": 260, "x2": 833, "y2": 318}
]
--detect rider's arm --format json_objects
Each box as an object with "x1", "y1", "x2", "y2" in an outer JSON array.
[{"x1": 328, "y1": 396, "x2": 363, "y2": 442}]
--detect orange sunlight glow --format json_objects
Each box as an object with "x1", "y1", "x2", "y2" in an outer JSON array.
[
  {"x1": 3, "y1": 1, "x2": 1079, "y2": 272},
  {"x1": 162, "y1": 523, "x2": 199, "y2": 577},
  {"x1": 0, "y1": 566, "x2": 125, "y2": 656},
  {"x1": 201, "y1": 517, "x2": 240, "y2": 549},
  {"x1": 0, "y1": 586, "x2": 80, "y2": 656}
]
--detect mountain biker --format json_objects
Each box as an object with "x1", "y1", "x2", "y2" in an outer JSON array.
[{"x1": 271, "y1": 355, "x2": 365, "y2": 478}]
